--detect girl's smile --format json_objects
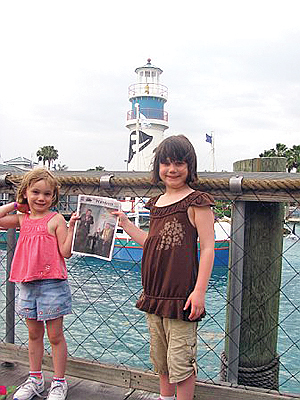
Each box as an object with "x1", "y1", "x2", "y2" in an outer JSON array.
[{"x1": 159, "y1": 160, "x2": 188, "y2": 188}]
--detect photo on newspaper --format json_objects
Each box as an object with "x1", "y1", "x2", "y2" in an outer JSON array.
[{"x1": 72, "y1": 195, "x2": 121, "y2": 261}]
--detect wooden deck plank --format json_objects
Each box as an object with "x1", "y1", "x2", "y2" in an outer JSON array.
[
  {"x1": 1, "y1": 343, "x2": 299, "y2": 399},
  {"x1": 0, "y1": 361, "x2": 159, "y2": 399}
]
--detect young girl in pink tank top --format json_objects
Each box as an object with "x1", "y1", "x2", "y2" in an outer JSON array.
[{"x1": 0, "y1": 168, "x2": 79, "y2": 400}]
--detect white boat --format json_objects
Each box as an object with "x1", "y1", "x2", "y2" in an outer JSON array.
[{"x1": 113, "y1": 201, "x2": 230, "y2": 267}]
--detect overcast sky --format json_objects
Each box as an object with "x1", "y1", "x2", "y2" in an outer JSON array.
[{"x1": 1, "y1": 1, "x2": 299, "y2": 172}]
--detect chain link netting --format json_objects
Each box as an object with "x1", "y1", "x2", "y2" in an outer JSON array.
[{"x1": 0, "y1": 175, "x2": 299, "y2": 396}]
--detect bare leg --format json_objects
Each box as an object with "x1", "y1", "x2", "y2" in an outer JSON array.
[
  {"x1": 159, "y1": 373, "x2": 176, "y2": 397},
  {"x1": 177, "y1": 373, "x2": 196, "y2": 400},
  {"x1": 46, "y1": 317, "x2": 67, "y2": 378},
  {"x1": 26, "y1": 319, "x2": 45, "y2": 371}
]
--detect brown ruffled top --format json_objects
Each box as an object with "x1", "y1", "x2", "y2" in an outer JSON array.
[{"x1": 136, "y1": 191, "x2": 214, "y2": 321}]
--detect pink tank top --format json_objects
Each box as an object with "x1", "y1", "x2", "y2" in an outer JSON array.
[{"x1": 9, "y1": 212, "x2": 67, "y2": 283}]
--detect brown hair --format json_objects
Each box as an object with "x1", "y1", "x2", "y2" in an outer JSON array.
[
  {"x1": 152, "y1": 135, "x2": 198, "y2": 184},
  {"x1": 16, "y1": 168, "x2": 60, "y2": 206}
]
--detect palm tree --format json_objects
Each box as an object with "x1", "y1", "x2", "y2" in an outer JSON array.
[
  {"x1": 53, "y1": 163, "x2": 68, "y2": 171},
  {"x1": 259, "y1": 143, "x2": 288, "y2": 158},
  {"x1": 259, "y1": 143, "x2": 300, "y2": 172},
  {"x1": 285, "y1": 145, "x2": 300, "y2": 172},
  {"x1": 87, "y1": 166, "x2": 105, "y2": 171},
  {"x1": 36, "y1": 146, "x2": 59, "y2": 169}
]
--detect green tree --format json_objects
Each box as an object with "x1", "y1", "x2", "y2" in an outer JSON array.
[
  {"x1": 214, "y1": 200, "x2": 231, "y2": 218},
  {"x1": 54, "y1": 163, "x2": 68, "y2": 171},
  {"x1": 259, "y1": 143, "x2": 288, "y2": 158},
  {"x1": 259, "y1": 143, "x2": 300, "y2": 172},
  {"x1": 285, "y1": 145, "x2": 300, "y2": 172},
  {"x1": 36, "y1": 146, "x2": 59, "y2": 169},
  {"x1": 87, "y1": 166, "x2": 105, "y2": 171}
]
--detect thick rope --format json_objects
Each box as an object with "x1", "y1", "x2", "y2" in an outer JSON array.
[
  {"x1": 4, "y1": 173, "x2": 300, "y2": 192},
  {"x1": 219, "y1": 351, "x2": 279, "y2": 390}
]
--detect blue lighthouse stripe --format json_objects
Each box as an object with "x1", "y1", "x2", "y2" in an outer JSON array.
[{"x1": 132, "y1": 98, "x2": 165, "y2": 120}]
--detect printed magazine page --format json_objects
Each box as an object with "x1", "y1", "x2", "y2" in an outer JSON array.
[{"x1": 72, "y1": 195, "x2": 121, "y2": 261}]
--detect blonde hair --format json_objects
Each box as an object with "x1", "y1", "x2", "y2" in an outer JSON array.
[{"x1": 16, "y1": 168, "x2": 60, "y2": 207}]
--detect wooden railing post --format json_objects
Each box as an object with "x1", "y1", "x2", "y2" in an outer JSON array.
[
  {"x1": 225, "y1": 200, "x2": 245, "y2": 383},
  {"x1": 5, "y1": 194, "x2": 16, "y2": 344},
  {"x1": 221, "y1": 157, "x2": 285, "y2": 390}
]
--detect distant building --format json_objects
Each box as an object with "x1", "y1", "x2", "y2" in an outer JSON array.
[
  {"x1": 0, "y1": 158, "x2": 37, "y2": 204},
  {"x1": 3, "y1": 156, "x2": 38, "y2": 171}
]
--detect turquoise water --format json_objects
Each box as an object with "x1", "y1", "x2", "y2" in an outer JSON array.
[
  {"x1": 0, "y1": 228, "x2": 299, "y2": 394},
  {"x1": 278, "y1": 231, "x2": 300, "y2": 394}
]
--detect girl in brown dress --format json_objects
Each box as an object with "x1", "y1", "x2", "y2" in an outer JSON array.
[{"x1": 115, "y1": 135, "x2": 215, "y2": 400}]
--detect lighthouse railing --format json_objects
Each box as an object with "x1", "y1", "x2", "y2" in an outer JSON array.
[{"x1": 128, "y1": 82, "x2": 168, "y2": 99}]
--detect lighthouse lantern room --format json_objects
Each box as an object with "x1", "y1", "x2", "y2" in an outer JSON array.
[{"x1": 126, "y1": 59, "x2": 169, "y2": 171}]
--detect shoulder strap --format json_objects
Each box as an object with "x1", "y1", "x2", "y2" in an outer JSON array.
[{"x1": 43, "y1": 211, "x2": 58, "y2": 223}]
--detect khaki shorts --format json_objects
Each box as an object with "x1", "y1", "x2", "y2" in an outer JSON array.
[{"x1": 146, "y1": 313, "x2": 198, "y2": 384}]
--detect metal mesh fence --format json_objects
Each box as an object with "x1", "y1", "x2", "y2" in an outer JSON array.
[{"x1": 0, "y1": 173, "x2": 299, "y2": 396}]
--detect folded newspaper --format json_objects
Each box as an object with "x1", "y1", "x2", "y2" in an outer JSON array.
[{"x1": 72, "y1": 195, "x2": 121, "y2": 261}]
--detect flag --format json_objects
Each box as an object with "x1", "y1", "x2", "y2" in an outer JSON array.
[
  {"x1": 206, "y1": 133, "x2": 212, "y2": 144},
  {"x1": 128, "y1": 131, "x2": 153, "y2": 163},
  {"x1": 140, "y1": 113, "x2": 151, "y2": 129}
]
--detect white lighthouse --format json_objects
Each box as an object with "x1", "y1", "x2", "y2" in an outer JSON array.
[{"x1": 125, "y1": 59, "x2": 169, "y2": 171}]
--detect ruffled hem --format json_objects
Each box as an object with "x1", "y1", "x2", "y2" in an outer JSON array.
[
  {"x1": 136, "y1": 292, "x2": 206, "y2": 322},
  {"x1": 145, "y1": 191, "x2": 214, "y2": 218}
]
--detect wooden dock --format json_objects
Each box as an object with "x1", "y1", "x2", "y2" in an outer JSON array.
[
  {"x1": 1, "y1": 344, "x2": 299, "y2": 400},
  {"x1": 0, "y1": 361, "x2": 158, "y2": 399}
]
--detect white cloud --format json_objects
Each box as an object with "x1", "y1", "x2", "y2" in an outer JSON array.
[{"x1": 1, "y1": 0, "x2": 300, "y2": 171}]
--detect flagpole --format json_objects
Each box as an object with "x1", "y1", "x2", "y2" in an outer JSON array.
[
  {"x1": 134, "y1": 103, "x2": 140, "y2": 227},
  {"x1": 211, "y1": 131, "x2": 215, "y2": 172},
  {"x1": 135, "y1": 103, "x2": 140, "y2": 171},
  {"x1": 206, "y1": 131, "x2": 215, "y2": 172}
]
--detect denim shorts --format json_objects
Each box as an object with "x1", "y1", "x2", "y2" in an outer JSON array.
[
  {"x1": 146, "y1": 313, "x2": 198, "y2": 384},
  {"x1": 17, "y1": 279, "x2": 72, "y2": 321}
]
